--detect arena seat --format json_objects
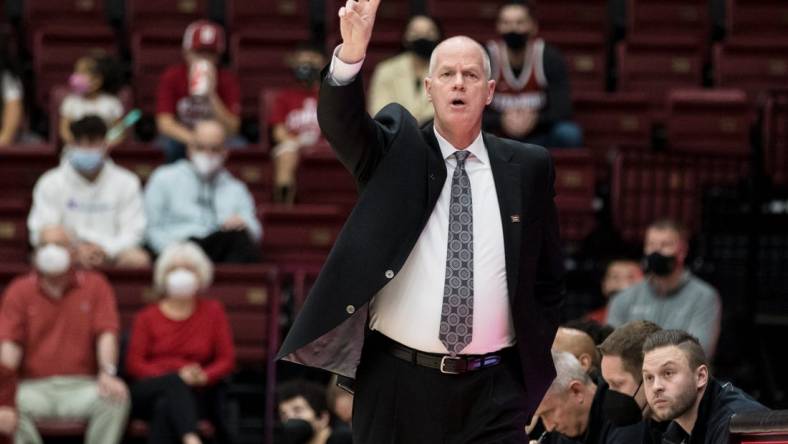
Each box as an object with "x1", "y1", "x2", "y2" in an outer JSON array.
[
  {"x1": 32, "y1": 27, "x2": 117, "y2": 110},
  {"x1": 0, "y1": 147, "x2": 58, "y2": 205},
  {"x1": 535, "y1": 0, "x2": 609, "y2": 44},
  {"x1": 726, "y1": 0, "x2": 788, "y2": 40},
  {"x1": 227, "y1": 0, "x2": 310, "y2": 34},
  {"x1": 0, "y1": 201, "x2": 30, "y2": 264},
  {"x1": 295, "y1": 152, "x2": 358, "y2": 207},
  {"x1": 541, "y1": 32, "x2": 606, "y2": 93},
  {"x1": 326, "y1": 0, "x2": 409, "y2": 49},
  {"x1": 665, "y1": 88, "x2": 752, "y2": 155},
  {"x1": 764, "y1": 89, "x2": 788, "y2": 186},
  {"x1": 426, "y1": 0, "x2": 499, "y2": 42},
  {"x1": 552, "y1": 150, "x2": 596, "y2": 242},
  {"x1": 110, "y1": 146, "x2": 166, "y2": 183},
  {"x1": 290, "y1": 263, "x2": 322, "y2": 313},
  {"x1": 24, "y1": 0, "x2": 108, "y2": 30},
  {"x1": 713, "y1": 39, "x2": 788, "y2": 99},
  {"x1": 627, "y1": 0, "x2": 709, "y2": 44},
  {"x1": 130, "y1": 29, "x2": 184, "y2": 114},
  {"x1": 224, "y1": 151, "x2": 274, "y2": 204},
  {"x1": 125, "y1": 0, "x2": 208, "y2": 35},
  {"x1": 617, "y1": 36, "x2": 704, "y2": 108},
  {"x1": 611, "y1": 151, "x2": 749, "y2": 243},
  {"x1": 259, "y1": 203, "x2": 347, "y2": 265}
]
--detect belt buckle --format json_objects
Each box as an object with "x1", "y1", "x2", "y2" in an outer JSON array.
[{"x1": 440, "y1": 356, "x2": 463, "y2": 374}]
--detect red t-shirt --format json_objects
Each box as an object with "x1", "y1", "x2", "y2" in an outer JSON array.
[
  {"x1": 0, "y1": 365, "x2": 15, "y2": 407},
  {"x1": 156, "y1": 63, "x2": 241, "y2": 127},
  {"x1": 125, "y1": 299, "x2": 235, "y2": 385},
  {"x1": 268, "y1": 88, "x2": 323, "y2": 141},
  {"x1": 0, "y1": 271, "x2": 119, "y2": 379}
]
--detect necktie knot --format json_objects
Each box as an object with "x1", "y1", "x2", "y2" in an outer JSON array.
[{"x1": 453, "y1": 150, "x2": 470, "y2": 166}]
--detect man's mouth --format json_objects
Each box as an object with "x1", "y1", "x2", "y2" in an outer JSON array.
[{"x1": 450, "y1": 98, "x2": 466, "y2": 107}]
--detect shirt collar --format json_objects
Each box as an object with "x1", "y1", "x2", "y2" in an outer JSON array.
[{"x1": 433, "y1": 127, "x2": 489, "y2": 165}]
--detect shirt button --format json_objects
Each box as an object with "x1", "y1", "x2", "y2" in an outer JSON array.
[
  {"x1": 346, "y1": 305, "x2": 355, "y2": 315},
  {"x1": 385, "y1": 270, "x2": 394, "y2": 279}
]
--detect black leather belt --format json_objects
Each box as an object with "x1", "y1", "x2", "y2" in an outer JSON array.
[{"x1": 375, "y1": 333, "x2": 506, "y2": 375}]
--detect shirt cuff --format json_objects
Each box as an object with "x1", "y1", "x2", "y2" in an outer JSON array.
[{"x1": 327, "y1": 45, "x2": 364, "y2": 86}]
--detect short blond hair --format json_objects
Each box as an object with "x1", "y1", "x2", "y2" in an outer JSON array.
[{"x1": 153, "y1": 242, "x2": 214, "y2": 295}]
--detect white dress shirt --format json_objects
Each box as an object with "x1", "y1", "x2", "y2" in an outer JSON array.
[{"x1": 330, "y1": 46, "x2": 515, "y2": 354}]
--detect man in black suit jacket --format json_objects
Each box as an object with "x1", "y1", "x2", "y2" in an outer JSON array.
[{"x1": 277, "y1": 0, "x2": 565, "y2": 442}]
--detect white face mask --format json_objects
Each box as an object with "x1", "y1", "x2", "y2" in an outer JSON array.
[
  {"x1": 34, "y1": 244, "x2": 71, "y2": 275},
  {"x1": 190, "y1": 152, "x2": 224, "y2": 177},
  {"x1": 165, "y1": 268, "x2": 199, "y2": 299}
]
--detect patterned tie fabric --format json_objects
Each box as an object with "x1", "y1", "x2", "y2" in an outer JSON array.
[{"x1": 439, "y1": 150, "x2": 474, "y2": 355}]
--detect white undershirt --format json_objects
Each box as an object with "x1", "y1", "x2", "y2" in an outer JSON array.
[{"x1": 329, "y1": 46, "x2": 514, "y2": 354}]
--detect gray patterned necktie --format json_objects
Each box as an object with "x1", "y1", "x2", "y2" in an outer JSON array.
[{"x1": 439, "y1": 150, "x2": 474, "y2": 355}]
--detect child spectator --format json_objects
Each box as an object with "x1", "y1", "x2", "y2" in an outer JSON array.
[{"x1": 59, "y1": 51, "x2": 125, "y2": 144}]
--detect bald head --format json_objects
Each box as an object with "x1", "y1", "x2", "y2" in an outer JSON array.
[
  {"x1": 428, "y1": 36, "x2": 491, "y2": 80},
  {"x1": 553, "y1": 327, "x2": 599, "y2": 374},
  {"x1": 193, "y1": 120, "x2": 226, "y2": 147}
]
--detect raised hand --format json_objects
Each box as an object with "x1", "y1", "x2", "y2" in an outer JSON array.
[{"x1": 337, "y1": 0, "x2": 382, "y2": 63}]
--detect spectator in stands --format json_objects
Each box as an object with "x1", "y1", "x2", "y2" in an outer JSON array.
[
  {"x1": 0, "y1": 35, "x2": 23, "y2": 147},
  {"x1": 552, "y1": 326, "x2": 600, "y2": 378},
  {"x1": 484, "y1": 1, "x2": 582, "y2": 148},
  {"x1": 587, "y1": 259, "x2": 644, "y2": 324},
  {"x1": 156, "y1": 20, "x2": 242, "y2": 163},
  {"x1": 0, "y1": 365, "x2": 16, "y2": 444},
  {"x1": 598, "y1": 320, "x2": 662, "y2": 428},
  {"x1": 326, "y1": 375, "x2": 353, "y2": 427},
  {"x1": 59, "y1": 51, "x2": 125, "y2": 145},
  {"x1": 607, "y1": 219, "x2": 722, "y2": 358},
  {"x1": 368, "y1": 15, "x2": 442, "y2": 125},
  {"x1": 144, "y1": 119, "x2": 262, "y2": 263},
  {"x1": 642, "y1": 330, "x2": 767, "y2": 443},
  {"x1": 125, "y1": 242, "x2": 234, "y2": 444},
  {"x1": 0, "y1": 225, "x2": 129, "y2": 444},
  {"x1": 268, "y1": 44, "x2": 327, "y2": 204},
  {"x1": 276, "y1": 380, "x2": 353, "y2": 444},
  {"x1": 28, "y1": 115, "x2": 150, "y2": 268}
]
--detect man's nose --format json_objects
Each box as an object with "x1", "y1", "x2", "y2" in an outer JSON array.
[{"x1": 451, "y1": 72, "x2": 465, "y2": 89}]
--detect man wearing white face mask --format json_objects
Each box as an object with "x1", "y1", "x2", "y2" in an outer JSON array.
[
  {"x1": 0, "y1": 225, "x2": 130, "y2": 444},
  {"x1": 144, "y1": 119, "x2": 262, "y2": 263},
  {"x1": 28, "y1": 115, "x2": 150, "y2": 269}
]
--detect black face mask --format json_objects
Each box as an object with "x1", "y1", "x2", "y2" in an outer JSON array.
[
  {"x1": 643, "y1": 252, "x2": 677, "y2": 277},
  {"x1": 281, "y1": 418, "x2": 314, "y2": 444},
  {"x1": 603, "y1": 382, "x2": 645, "y2": 427},
  {"x1": 407, "y1": 38, "x2": 437, "y2": 60},
  {"x1": 294, "y1": 64, "x2": 321, "y2": 85},
  {"x1": 501, "y1": 31, "x2": 528, "y2": 50}
]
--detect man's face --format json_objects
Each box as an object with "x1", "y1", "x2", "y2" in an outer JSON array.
[
  {"x1": 425, "y1": 39, "x2": 495, "y2": 137},
  {"x1": 602, "y1": 261, "x2": 643, "y2": 297},
  {"x1": 642, "y1": 346, "x2": 705, "y2": 422},
  {"x1": 536, "y1": 385, "x2": 591, "y2": 438},
  {"x1": 278, "y1": 396, "x2": 328, "y2": 433},
  {"x1": 644, "y1": 228, "x2": 685, "y2": 260},
  {"x1": 184, "y1": 49, "x2": 220, "y2": 66},
  {"x1": 188, "y1": 122, "x2": 227, "y2": 159},
  {"x1": 496, "y1": 4, "x2": 536, "y2": 35},
  {"x1": 601, "y1": 355, "x2": 639, "y2": 397}
]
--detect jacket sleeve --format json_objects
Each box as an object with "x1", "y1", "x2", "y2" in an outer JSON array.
[
  {"x1": 27, "y1": 175, "x2": 61, "y2": 247},
  {"x1": 317, "y1": 65, "x2": 390, "y2": 187},
  {"x1": 235, "y1": 183, "x2": 262, "y2": 242},
  {"x1": 143, "y1": 171, "x2": 172, "y2": 254},
  {"x1": 537, "y1": 45, "x2": 573, "y2": 129},
  {"x1": 534, "y1": 155, "x2": 566, "y2": 313}
]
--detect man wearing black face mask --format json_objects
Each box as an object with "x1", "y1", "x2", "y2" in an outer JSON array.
[
  {"x1": 484, "y1": 1, "x2": 582, "y2": 148},
  {"x1": 268, "y1": 44, "x2": 328, "y2": 203},
  {"x1": 607, "y1": 220, "x2": 721, "y2": 359},
  {"x1": 368, "y1": 15, "x2": 441, "y2": 125}
]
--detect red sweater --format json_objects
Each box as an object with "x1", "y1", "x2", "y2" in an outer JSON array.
[{"x1": 125, "y1": 299, "x2": 235, "y2": 384}]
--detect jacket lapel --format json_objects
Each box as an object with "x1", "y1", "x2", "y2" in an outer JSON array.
[
  {"x1": 485, "y1": 133, "x2": 523, "y2": 301},
  {"x1": 422, "y1": 125, "x2": 448, "y2": 228}
]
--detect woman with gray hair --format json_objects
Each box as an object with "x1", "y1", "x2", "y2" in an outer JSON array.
[{"x1": 125, "y1": 242, "x2": 235, "y2": 444}]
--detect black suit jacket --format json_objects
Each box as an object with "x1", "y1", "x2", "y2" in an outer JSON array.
[{"x1": 277, "y1": 68, "x2": 566, "y2": 418}]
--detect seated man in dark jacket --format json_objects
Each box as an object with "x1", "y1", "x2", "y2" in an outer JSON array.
[{"x1": 642, "y1": 330, "x2": 767, "y2": 444}]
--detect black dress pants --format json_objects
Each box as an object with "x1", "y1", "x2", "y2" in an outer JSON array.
[
  {"x1": 190, "y1": 229, "x2": 260, "y2": 264},
  {"x1": 130, "y1": 374, "x2": 219, "y2": 444},
  {"x1": 352, "y1": 333, "x2": 530, "y2": 444}
]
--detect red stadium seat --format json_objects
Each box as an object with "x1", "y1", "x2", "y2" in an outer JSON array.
[
  {"x1": 295, "y1": 152, "x2": 357, "y2": 207},
  {"x1": 231, "y1": 31, "x2": 310, "y2": 119},
  {"x1": 227, "y1": 0, "x2": 310, "y2": 34},
  {"x1": 427, "y1": 0, "x2": 499, "y2": 42},
  {"x1": 535, "y1": 0, "x2": 609, "y2": 43},
  {"x1": 130, "y1": 30, "x2": 184, "y2": 115},
  {"x1": 110, "y1": 146, "x2": 166, "y2": 184},
  {"x1": 665, "y1": 88, "x2": 752, "y2": 155},
  {"x1": 763, "y1": 89, "x2": 788, "y2": 186},
  {"x1": 291, "y1": 263, "x2": 322, "y2": 313},
  {"x1": 224, "y1": 151, "x2": 274, "y2": 204},
  {"x1": 32, "y1": 27, "x2": 117, "y2": 110},
  {"x1": 617, "y1": 36, "x2": 704, "y2": 108},
  {"x1": 125, "y1": 0, "x2": 208, "y2": 35},
  {"x1": 726, "y1": 0, "x2": 788, "y2": 40},
  {"x1": 23, "y1": 0, "x2": 111, "y2": 50},
  {"x1": 0, "y1": 201, "x2": 30, "y2": 264},
  {"x1": 713, "y1": 39, "x2": 788, "y2": 100},
  {"x1": 573, "y1": 92, "x2": 652, "y2": 151},
  {"x1": 552, "y1": 150, "x2": 596, "y2": 242},
  {"x1": 627, "y1": 0, "x2": 709, "y2": 44},
  {"x1": 541, "y1": 32, "x2": 607, "y2": 93},
  {"x1": 0, "y1": 147, "x2": 58, "y2": 206},
  {"x1": 259, "y1": 203, "x2": 347, "y2": 265},
  {"x1": 611, "y1": 151, "x2": 749, "y2": 242}
]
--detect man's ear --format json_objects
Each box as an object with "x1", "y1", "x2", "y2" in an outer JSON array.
[
  {"x1": 486, "y1": 79, "x2": 496, "y2": 105},
  {"x1": 695, "y1": 365, "x2": 709, "y2": 390},
  {"x1": 578, "y1": 353, "x2": 593, "y2": 372},
  {"x1": 424, "y1": 77, "x2": 433, "y2": 102},
  {"x1": 568, "y1": 380, "x2": 585, "y2": 402}
]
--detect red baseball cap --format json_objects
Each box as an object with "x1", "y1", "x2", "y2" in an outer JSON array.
[{"x1": 182, "y1": 20, "x2": 226, "y2": 54}]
